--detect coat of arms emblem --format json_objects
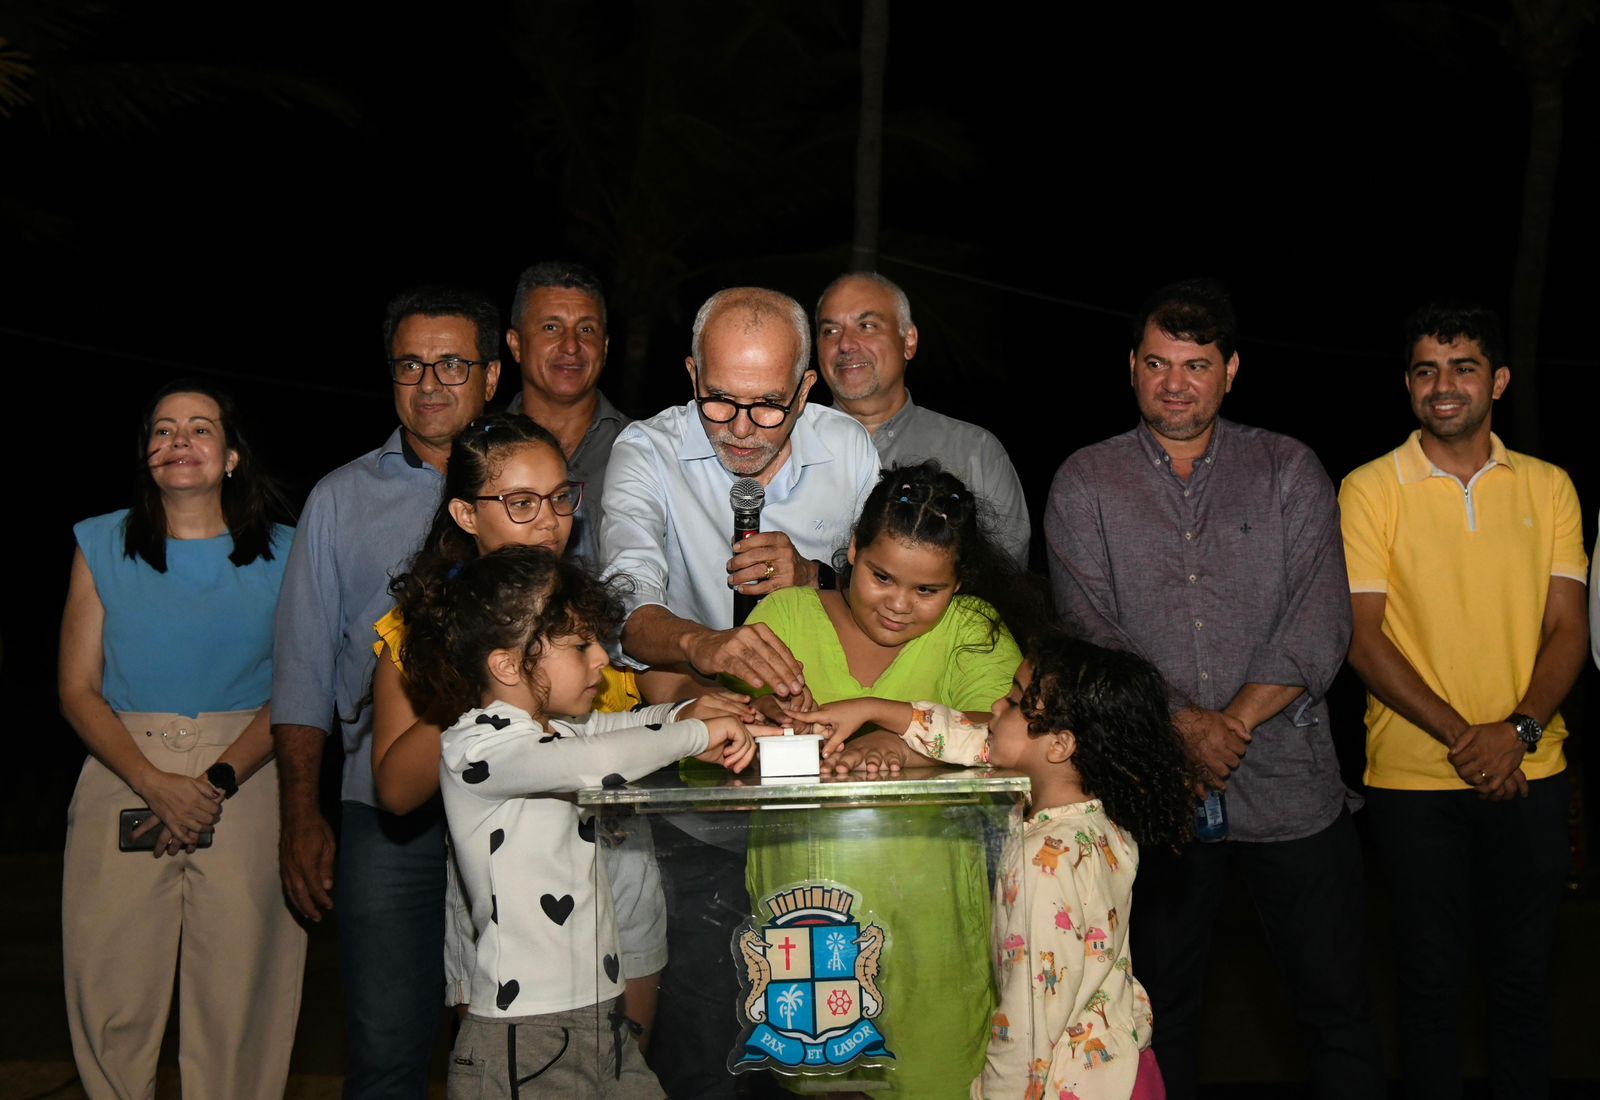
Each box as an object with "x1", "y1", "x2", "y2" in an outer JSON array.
[{"x1": 729, "y1": 882, "x2": 894, "y2": 1074}]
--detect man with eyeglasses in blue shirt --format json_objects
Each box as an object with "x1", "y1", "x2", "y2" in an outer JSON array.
[
  {"x1": 601, "y1": 286, "x2": 877, "y2": 1098},
  {"x1": 272, "y1": 284, "x2": 500, "y2": 1098},
  {"x1": 602, "y1": 285, "x2": 878, "y2": 693}
]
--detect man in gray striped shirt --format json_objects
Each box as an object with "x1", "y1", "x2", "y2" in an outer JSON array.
[
  {"x1": 816, "y1": 271, "x2": 1031, "y2": 565},
  {"x1": 1044, "y1": 279, "x2": 1380, "y2": 1100}
]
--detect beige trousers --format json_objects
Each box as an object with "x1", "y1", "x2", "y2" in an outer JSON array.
[{"x1": 62, "y1": 711, "x2": 307, "y2": 1100}]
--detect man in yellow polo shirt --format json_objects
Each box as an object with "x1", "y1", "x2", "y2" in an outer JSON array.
[{"x1": 1340, "y1": 302, "x2": 1589, "y2": 1100}]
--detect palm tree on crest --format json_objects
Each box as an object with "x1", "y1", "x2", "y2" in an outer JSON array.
[{"x1": 777, "y1": 986, "x2": 805, "y2": 1030}]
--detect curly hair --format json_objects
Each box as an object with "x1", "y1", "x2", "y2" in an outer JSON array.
[
  {"x1": 1403, "y1": 301, "x2": 1505, "y2": 369},
  {"x1": 1020, "y1": 633, "x2": 1200, "y2": 852},
  {"x1": 842, "y1": 461, "x2": 1051, "y2": 651},
  {"x1": 397, "y1": 546, "x2": 627, "y2": 724}
]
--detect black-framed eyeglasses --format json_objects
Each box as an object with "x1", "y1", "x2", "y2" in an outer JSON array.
[
  {"x1": 694, "y1": 377, "x2": 805, "y2": 429},
  {"x1": 389, "y1": 357, "x2": 488, "y2": 386},
  {"x1": 472, "y1": 482, "x2": 584, "y2": 524}
]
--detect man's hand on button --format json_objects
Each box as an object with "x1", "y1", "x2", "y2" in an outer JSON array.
[{"x1": 685, "y1": 623, "x2": 807, "y2": 698}]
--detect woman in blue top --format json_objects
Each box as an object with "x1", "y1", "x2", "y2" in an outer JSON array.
[{"x1": 58, "y1": 381, "x2": 302, "y2": 1100}]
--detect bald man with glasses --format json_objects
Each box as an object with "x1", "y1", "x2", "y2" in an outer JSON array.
[
  {"x1": 598, "y1": 286, "x2": 878, "y2": 1099},
  {"x1": 601, "y1": 286, "x2": 879, "y2": 693}
]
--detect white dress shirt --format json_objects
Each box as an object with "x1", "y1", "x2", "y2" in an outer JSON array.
[{"x1": 600, "y1": 400, "x2": 880, "y2": 661}]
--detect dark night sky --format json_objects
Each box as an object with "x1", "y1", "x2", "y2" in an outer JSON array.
[{"x1": 1, "y1": 0, "x2": 1595, "y2": 845}]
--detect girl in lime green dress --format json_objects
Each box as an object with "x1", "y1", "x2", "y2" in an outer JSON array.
[{"x1": 739, "y1": 462, "x2": 1039, "y2": 1099}]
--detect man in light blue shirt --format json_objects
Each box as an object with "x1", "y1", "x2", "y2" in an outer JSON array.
[
  {"x1": 600, "y1": 287, "x2": 877, "y2": 1100},
  {"x1": 602, "y1": 286, "x2": 879, "y2": 692},
  {"x1": 271, "y1": 285, "x2": 500, "y2": 1098}
]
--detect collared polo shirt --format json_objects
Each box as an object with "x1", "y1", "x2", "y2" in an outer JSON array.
[
  {"x1": 1339, "y1": 431, "x2": 1588, "y2": 790},
  {"x1": 271, "y1": 428, "x2": 444, "y2": 806},
  {"x1": 869, "y1": 391, "x2": 1031, "y2": 566},
  {"x1": 600, "y1": 400, "x2": 880, "y2": 662}
]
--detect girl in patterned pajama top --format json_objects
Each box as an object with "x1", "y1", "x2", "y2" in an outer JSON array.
[
  {"x1": 801, "y1": 635, "x2": 1198, "y2": 1100},
  {"x1": 401, "y1": 546, "x2": 771, "y2": 1098}
]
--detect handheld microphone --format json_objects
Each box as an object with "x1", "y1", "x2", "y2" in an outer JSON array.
[{"x1": 730, "y1": 478, "x2": 766, "y2": 626}]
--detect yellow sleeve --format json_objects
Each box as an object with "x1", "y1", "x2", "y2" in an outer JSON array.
[
  {"x1": 1338, "y1": 461, "x2": 1394, "y2": 594},
  {"x1": 1550, "y1": 468, "x2": 1589, "y2": 582},
  {"x1": 595, "y1": 666, "x2": 643, "y2": 714},
  {"x1": 373, "y1": 606, "x2": 407, "y2": 673}
]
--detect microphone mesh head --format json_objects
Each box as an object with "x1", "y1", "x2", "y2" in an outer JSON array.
[{"x1": 729, "y1": 478, "x2": 766, "y2": 512}]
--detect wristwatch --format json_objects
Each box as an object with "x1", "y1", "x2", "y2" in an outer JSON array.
[
  {"x1": 1507, "y1": 713, "x2": 1543, "y2": 750},
  {"x1": 206, "y1": 762, "x2": 239, "y2": 800}
]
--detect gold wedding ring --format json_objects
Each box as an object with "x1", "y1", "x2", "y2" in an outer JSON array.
[{"x1": 763, "y1": 563, "x2": 776, "y2": 579}]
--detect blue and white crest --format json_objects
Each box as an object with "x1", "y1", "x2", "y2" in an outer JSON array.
[{"x1": 729, "y1": 882, "x2": 894, "y2": 1075}]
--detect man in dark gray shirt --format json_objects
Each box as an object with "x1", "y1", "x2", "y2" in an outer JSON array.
[
  {"x1": 505, "y1": 261, "x2": 629, "y2": 563},
  {"x1": 816, "y1": 271, "x2": 1030, "y2": 564},
  {"x1": 1044, "y1": 279, "x2": 1379, "y2": 1100}
]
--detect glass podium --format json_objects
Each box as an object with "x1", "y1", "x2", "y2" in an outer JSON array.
[{"x1": 579, "y1": 764, "x2": 1031, "y2": 1097}]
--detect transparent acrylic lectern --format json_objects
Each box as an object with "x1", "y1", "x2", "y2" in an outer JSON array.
[{"x1": 579, "y1": 764, "x2": 1031, "y2": 1096}]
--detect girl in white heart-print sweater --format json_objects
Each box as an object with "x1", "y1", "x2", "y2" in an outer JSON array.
[{"x1": 404, "y1": 546, "x2": 768, "y2": 1097}]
